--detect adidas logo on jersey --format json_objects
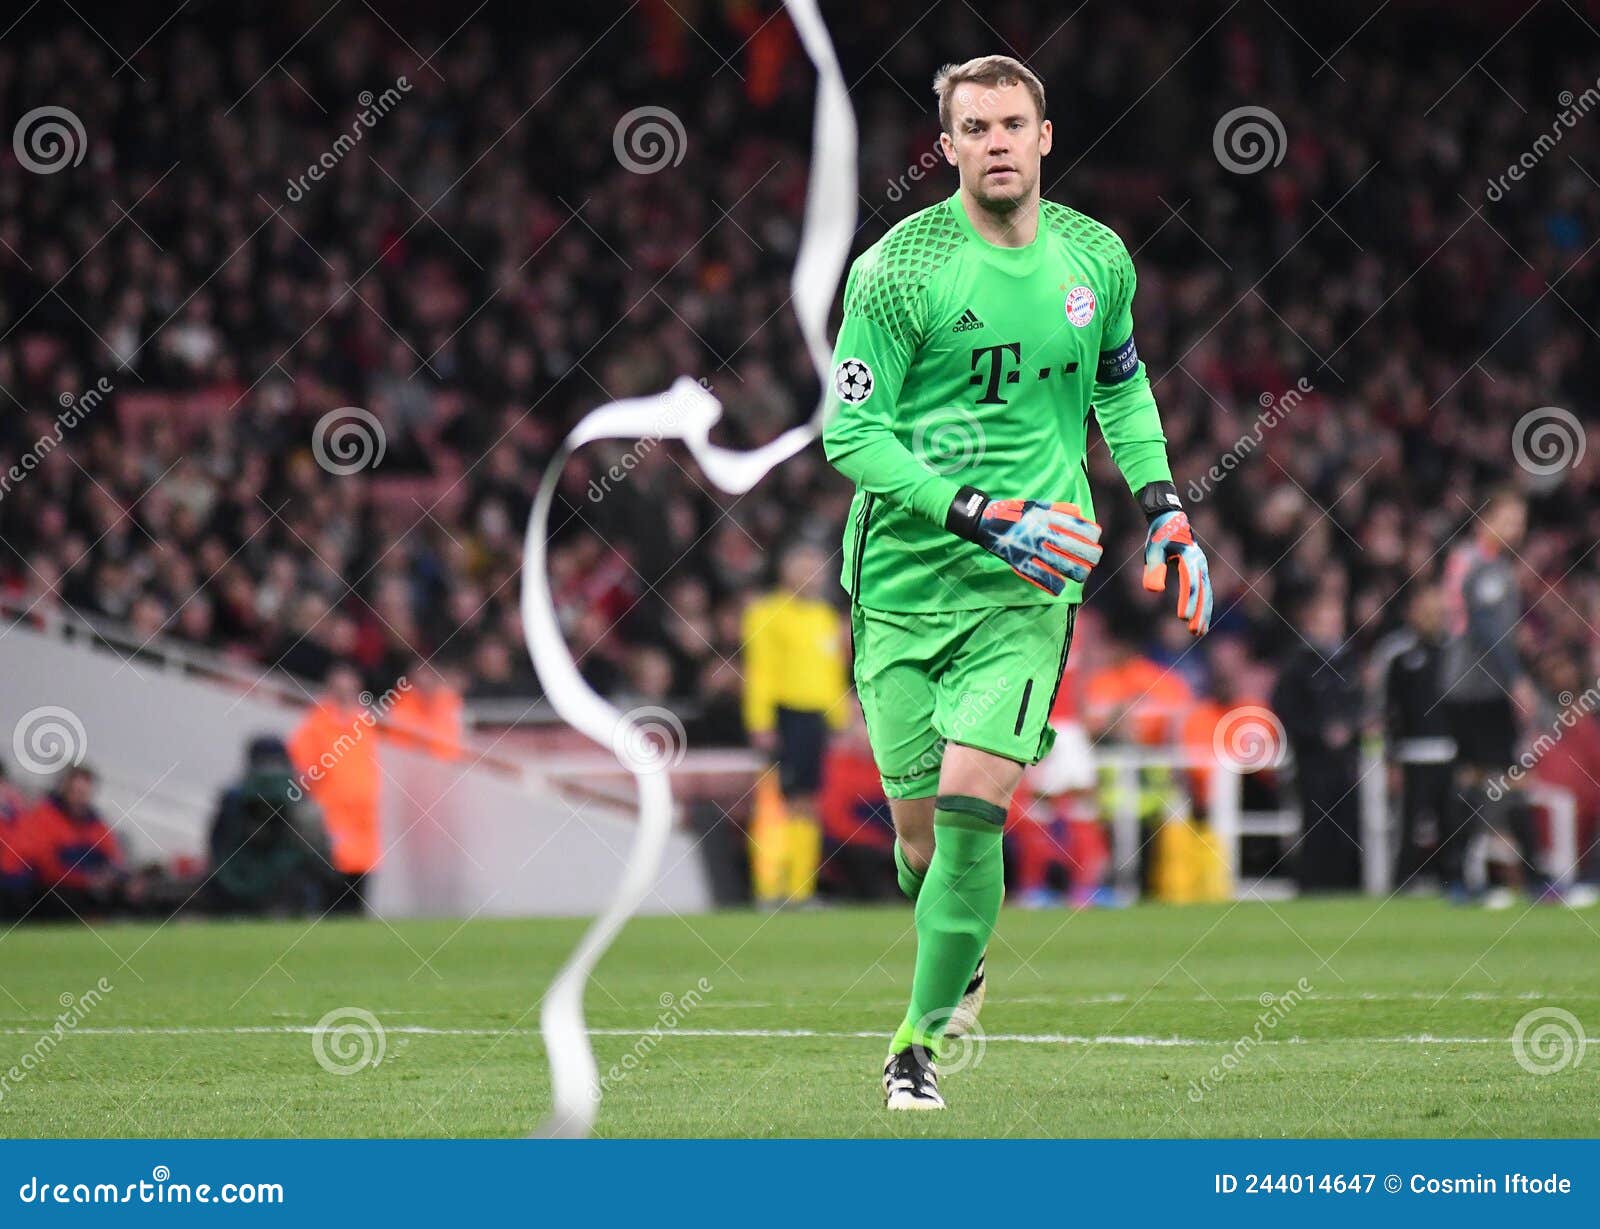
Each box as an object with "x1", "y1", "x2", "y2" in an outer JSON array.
[{"x1": 952, "y1": 308, "x2": 985, "y2": 332}]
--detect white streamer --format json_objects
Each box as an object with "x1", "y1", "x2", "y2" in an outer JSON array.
[{"x1": 520, "y1": 0, "x2": 856, "y2": 1136}]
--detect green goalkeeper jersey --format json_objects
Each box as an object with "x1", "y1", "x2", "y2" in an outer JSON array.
[{"x1": 823, "y1": 190, "x2": 1172, "y2": 612}]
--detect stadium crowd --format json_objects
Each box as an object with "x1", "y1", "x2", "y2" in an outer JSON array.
[{"x1": 2, "y1": 1, "x2": 1598, "y2": 897}]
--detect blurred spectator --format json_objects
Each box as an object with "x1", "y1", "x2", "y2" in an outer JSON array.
[
  {"x1": 207, "y1": 737, "x2": 339, "y2": 916},
  {"x1": 288, "y1": 664, "x2": 381, "y2": 910},
  {"x1": 12, "y1": 765, "x2": 127, "y2": 916},
  {"x1": 1528, "y1": 651, "x2": 1600, "y2": 898},
  {"x1": 1273, "y1": 593, "x2": 1363, "y2": 891},
  {"x1": 685, "y1": 657, "x2": 748, "y2": 747},
  {"x1": 386, "y1": 661, "x2": 466, "y2": 760},
  {"x1": 467, "y1": 635, "x2": 540, "y2": 702},
  {"x1": 0, "y1": 760, "x2": 34, "y2": 915},
  {"x1": 1380, "y1": 585, "x2": 1457, "y2": 887},
  {"x1": 1084, "y1": 638, "x2": 1193, "y2": 746},
  {"x1": 1009, "y1": 796, "x2": 1108, "y2": 910}
]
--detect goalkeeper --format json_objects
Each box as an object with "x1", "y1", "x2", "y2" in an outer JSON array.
[{"x1": 822, "y1": 54, "x2": 1212, "y2": 1111}]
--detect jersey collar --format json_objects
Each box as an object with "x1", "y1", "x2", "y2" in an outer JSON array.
[{"x1": 947, "y1": 190, "x2": 1048, "y2": 273}]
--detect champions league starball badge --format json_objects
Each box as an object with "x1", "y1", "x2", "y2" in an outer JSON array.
[{"x1": 834, "y1": 357, "x2": 874, "y2": 404}]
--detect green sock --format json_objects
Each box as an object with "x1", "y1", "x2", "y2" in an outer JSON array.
[
  {"x1": 893, "y1": 839, "x2": 927, "y2": 902},
  {"x1": 890, "y1": 794, "x2": 1006, "y2": 1060}
]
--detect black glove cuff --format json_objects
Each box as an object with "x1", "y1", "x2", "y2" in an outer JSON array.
[
  {"x1": 944, "y1": 485, "x2": 989, "y2": 541},
  {"x1": 1137, "y1": 481, "x2": 1183, "y2": 524}
]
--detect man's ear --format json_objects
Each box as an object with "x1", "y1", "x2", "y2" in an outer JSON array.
[
  {"x1": 1039, "y1": 118, "x2": 1052, "y2": 158},
  {"x1": 939, "y1": 131, "x2": 958, "y2": 166}
]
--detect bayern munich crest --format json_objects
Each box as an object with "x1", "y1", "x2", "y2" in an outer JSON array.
[
  {"x1": 1064, "y1": 284, "x2": 1097, "y2": 327},
  {"x1": 834, "y1": 357, "x2": 874, "y2": 404}
]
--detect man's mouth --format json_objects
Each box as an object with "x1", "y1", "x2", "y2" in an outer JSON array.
[{"x1": 985, "y1": 165, "x2": 1017, "y2": 178}]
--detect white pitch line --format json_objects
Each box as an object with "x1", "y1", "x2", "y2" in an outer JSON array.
[
  {"x1": 247, "y1": 990, "x2": 1600, "y2": 1016},
  {"x1": 695, "y1": 990, "x2": 1578, "y2": 1006},
  {"x1": 0, "y1": 1025, "x2": 1516, "y2": 1045},
  {"x1": 847, "y1": 991, "x2": 1588, "y2": 1008}
]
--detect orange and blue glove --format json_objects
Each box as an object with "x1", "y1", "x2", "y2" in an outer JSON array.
[
  {"x1": 946, "y1": 485, "x2": 1104, "y2": 596},
  {"x1": 1138, "y1": 483, "x2": 1211, "y2": 635}
]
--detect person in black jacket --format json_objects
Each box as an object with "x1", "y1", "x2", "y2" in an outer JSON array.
[
  {"x1": 1380, "y1": 585, "x2": 1456, "y2": 887},
  {"x1": 1273, "y1": 592, "x2": 1364, "y2": 891},
  {"x1": 207, "y1": 737, "x2": 340, "y2": 916}
]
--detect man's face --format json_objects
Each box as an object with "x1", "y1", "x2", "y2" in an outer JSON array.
[
  {"x1": 781, "y1": 546, "x2": 826, "y2": 597},
  {"x1": 1307, "y1": 599, "x2": 1345, "y2": 646},
  {"x1": 1543, "y1": 654, "x2": 1579, "y2": 696},
  {"x1": 940, "y1": 80, "x2": 1050, "y2": 214},
  {"x1": 1409, "y1": 586, "x2": 1443, "y2": 637},
  {"x1": 1485, "y1": 498, "x2": 1527, "y2": 550},
  {"x1": 327, "y1": 666, "x2": 362, "y2": 707},
  {"x1": 62, "y1": 771, "x2": 94, "y2": 812}
]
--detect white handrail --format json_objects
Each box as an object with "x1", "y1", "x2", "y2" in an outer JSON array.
[{"x1": 1, "y1": 595, "x2": 317, "y2": 710}]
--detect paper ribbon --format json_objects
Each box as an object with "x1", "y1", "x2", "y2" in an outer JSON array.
[{"x1": 520, "y1": 0, "x2": 856, "y2": 1136}]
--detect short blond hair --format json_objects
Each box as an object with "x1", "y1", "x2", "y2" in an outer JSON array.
[{"x1": 933, "y1": 55, "x2": 1046, "y2": 134}]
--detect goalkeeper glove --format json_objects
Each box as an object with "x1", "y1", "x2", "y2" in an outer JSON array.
[
  {"x1": 1139, "y1": 482, "x2": 1211, "y2": 636},
  {"x1": 945, "y1": 486, "x2": 1103, "y2": 596}
]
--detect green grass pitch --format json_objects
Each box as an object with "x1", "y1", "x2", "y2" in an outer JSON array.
[{"x1": 0, "y1": 899, "x2": 1594, "y2": 1138}]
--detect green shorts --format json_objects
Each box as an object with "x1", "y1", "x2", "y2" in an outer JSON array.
[{"x1": 850, "y1": 602, "x2": 1079, "y2": 800}]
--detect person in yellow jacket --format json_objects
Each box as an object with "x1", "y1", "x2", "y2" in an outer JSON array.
[{"x1": 743, "y1": 542, "x2": 850, "y2": 906}]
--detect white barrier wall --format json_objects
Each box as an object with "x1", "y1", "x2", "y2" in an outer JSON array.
[
  {"x1": 0, "y1": 621, "x2": 711, "y2": 918},
  {"x1": 369, "y1": 748, "x2": 714, "y2": 918}
]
